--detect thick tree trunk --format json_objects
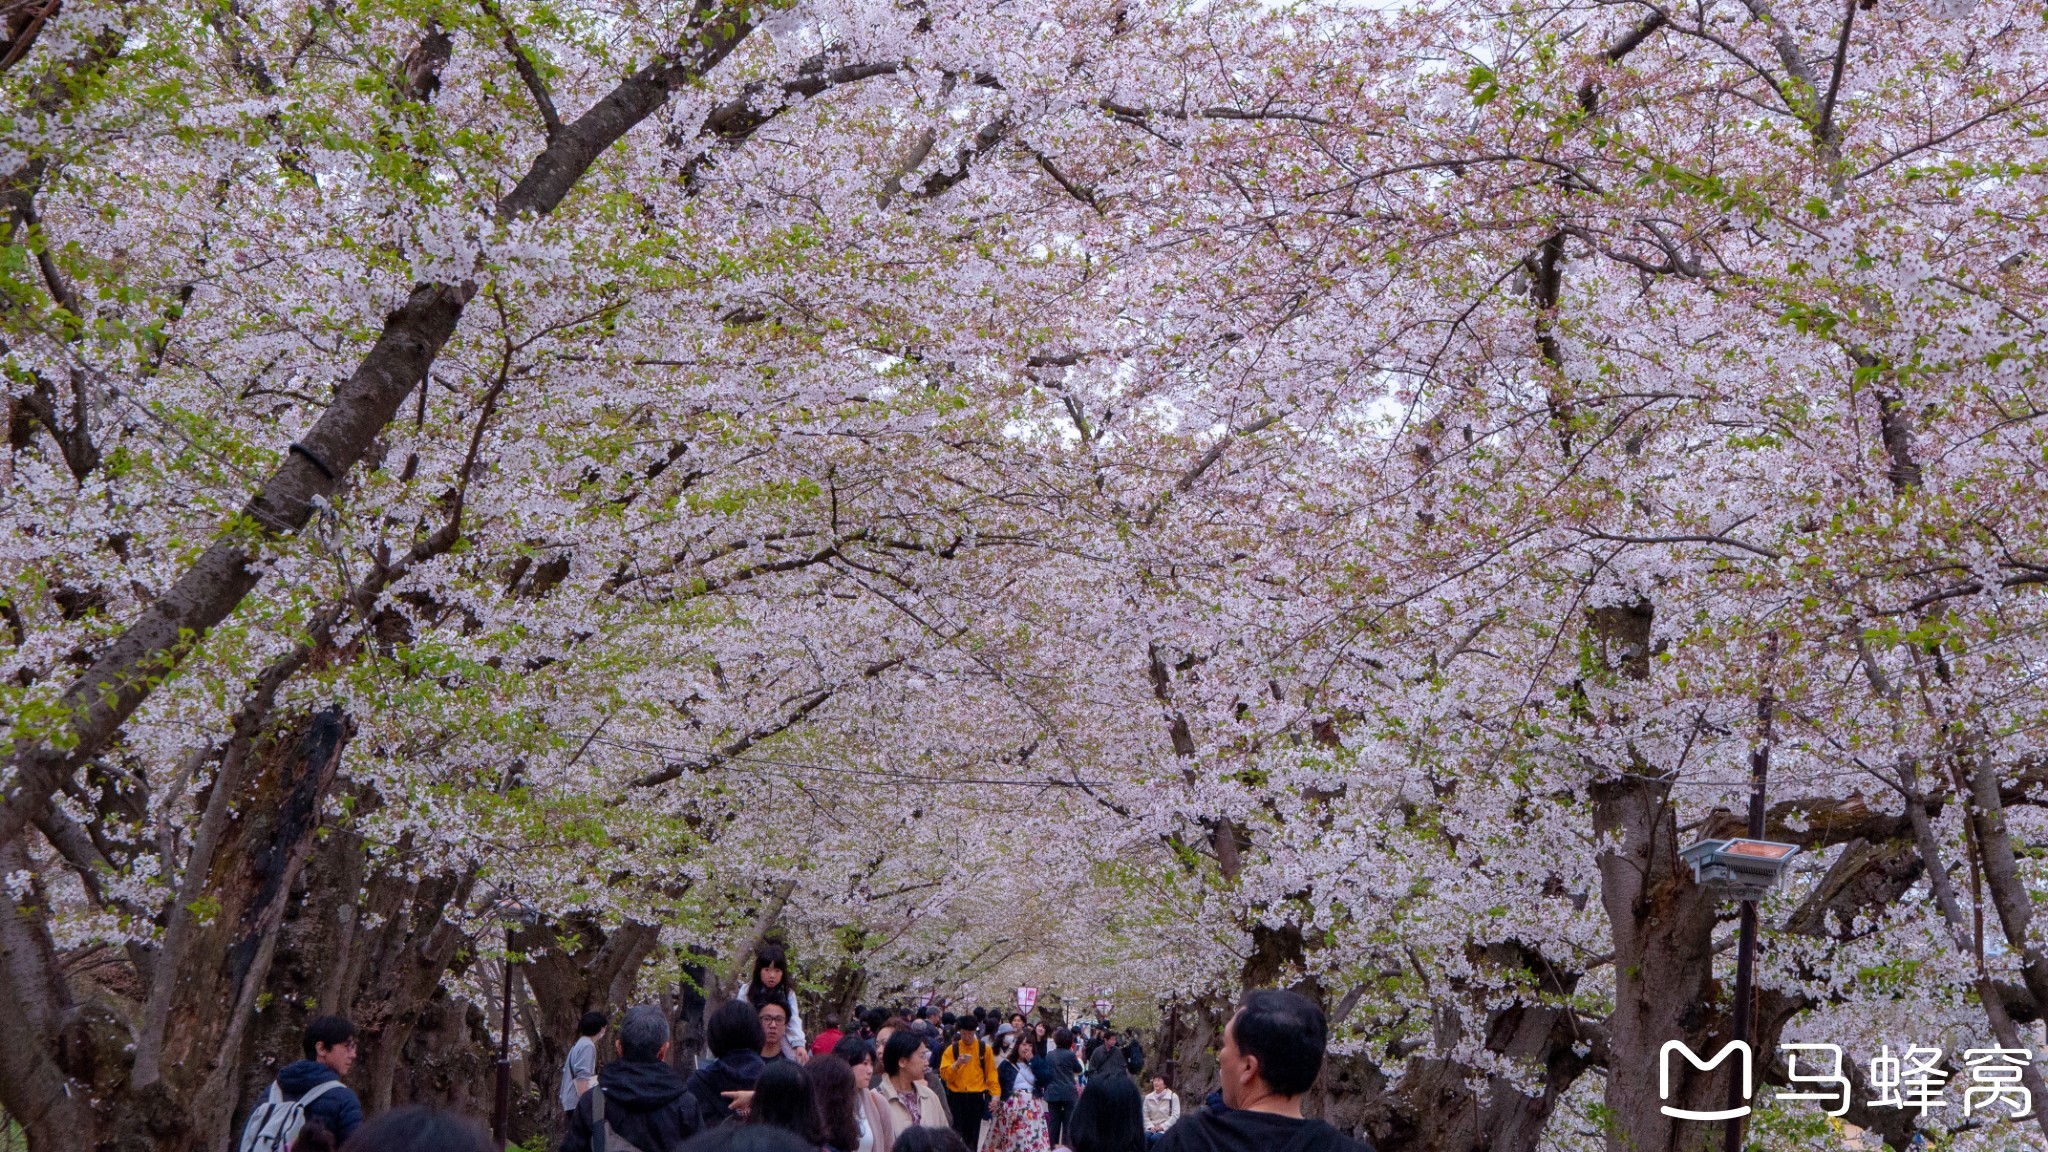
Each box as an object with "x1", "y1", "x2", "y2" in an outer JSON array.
[
  {"x1": 0, "y1": 708, "x2": 349, "y2": 1152},
  {"x1": 0, "y1": 840, "x2": 109, "y2": 1152},
  {"x1": 516, "y1": 916, "x2": 660, "y2": 1113},
  {"x1": 239, "y1": 817, "x2": 483, "y2": 1126},
  {"x1": 665, "y1": 954, "x2": 711, "y2": 1075},
  {"x1": 1593, "y1": 772, "x2": 1731, "y2": 1152}
]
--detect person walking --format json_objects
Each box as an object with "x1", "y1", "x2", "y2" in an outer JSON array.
[
  {"x1": 740, "y1": 944, "x2": 808, "y2": 1060},
  {"x1": 336, "y1": 1106, "x2": 494, "y2": 1152},
  {"x1": 1122, "y1": 1034, "x2": 1144, "y2": 1081},
  {"x1": 808, "y1": 1044, "x2": 869, "y2": 1152},
  {"x1": 910, "y1": 1018, "x2": 953, "y2": 1125},
  {"x1": 560, "y1": 1010, "x2": 609, "y2": 1116},
  {"x1": 891, "y1": 1130, "x2": 969, "y2": 1152},
  {"x1": 1027, "y1": 1044, "x2": 1053, "y2": 1112},
  {"x1": 1041, "y1": 1029, "x2": 1081, "y2": 1150},
  {"x1": 871, "y1": 1019, "x2": 909, "y2": 1089},
  {"x1": 1065, "y1": 1068, "x2": 1144, "y2": 1152},
  {"x1": 243, "y1": 1015, "x2": 366, "y2": 1151},
  {"x1": 938, "y1": 1012, "x2": 999, "y2": 1150},
  {"x1": 1085, "y1": 1033, "x2": 1121, "y2": 1078},
  {"x1": 748, "y1": 1061, "x2": 827, "y2": 1149},
  {"x1": 681, "y1": 999, "x2": 772, "y2": 1131},
  {"x1": 876, "y1": 1030, "x2": 950, "y2": 1146},
  {"x1": 984, "y1": 1036, "x2": 1049, "y2": 1152},
  {"x1": 560, "y1": 1004, "x2": 702, "y2": 1152},
  {"x1": 1141, "y1": 1078, "x2": 1179, "y2": 1147},
  {"x1": 827, "y1": 1035, "x2": 892, "y2": 1152},
  {"x1": 1148, "y1": 991, "x2": 1372, "y2": 1152}
]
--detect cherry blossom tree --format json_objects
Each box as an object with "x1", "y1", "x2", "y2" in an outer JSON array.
[{"x1": 4, "y1": 0, "x2": 2046, "y2": 1150}]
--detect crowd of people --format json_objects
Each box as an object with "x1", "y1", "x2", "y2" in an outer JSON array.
[{"x1": 238, "y1": 944, "x2": 1373, "y2": 1152}]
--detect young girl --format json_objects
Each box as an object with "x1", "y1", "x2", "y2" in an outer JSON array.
[{"x1": 739, "y1": 943, "x2": 808, "y2": 1060}]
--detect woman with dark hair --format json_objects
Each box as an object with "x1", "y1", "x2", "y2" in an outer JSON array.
[
  {"x1": 1065, "y1": 1070, "x2": 1144, "y2": 1152},
  {"x1": 891, "y1": 1129, "x2": 969, "y2": 1152},
  {"x1": 876, "y1": 1028, "x2": 948, "y2": 1146},
  {"x1": 739, "y1": 943, "x2": 807, "y2": 1059},
  {"x1": 829, "y1": 1035, "x2": 892, "y2": 1150},
  {"x1": 684, "y1": 1127, "x2": 820, "y2": 1152},
  {"x1": 337, "y1": 1106, "x2": 494, "y2": 1152},
  {"x1": 984, "y1": 1036, "x2": 1049, "y2": 1152},
  {"x1": 685, "y1": 998, "x2": 772, "y2": 1129},
  {"x1": 808, "y1": 1045, "x2": 866, "y2": 1152},
  {"x1": 749, "y1": 1060, "x2": 826, "y2": 1148}
]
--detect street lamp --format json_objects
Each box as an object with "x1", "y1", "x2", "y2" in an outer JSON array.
[
  {"x1": 1093, "y1": 997, "x2": 1112, "y2": 1021},
  {"x1": 488, "y1": 897, "x2": 540, "y2": 1147},
  {"x1": 1679, "y1": 838, "x2": 1799, "y2": 901},
  {"x1": 1689, "y1": 646, "x2": 1788, "y2": 1152}
]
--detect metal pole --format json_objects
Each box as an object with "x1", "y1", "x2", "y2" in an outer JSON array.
[
  {"x1": 1723, "y1": 665, "x2": 1775, "y2": 1152},
  {"x1": 495, "y1": 922, "x2": 513, "y2": 1146}
]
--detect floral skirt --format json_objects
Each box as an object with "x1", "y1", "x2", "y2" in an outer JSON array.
[{"x1": 986, "y1": 1096, "x2": 1049, "y2": 1152}]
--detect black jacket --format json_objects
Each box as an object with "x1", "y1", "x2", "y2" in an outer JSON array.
[
  {"x1": 998, "y1": 1058, "x2": 1046, "y2": 1100},
  {"x1": 273, "y1": 1060, "x2": 364, "y2": 1145},
  {"x1": 1043, "y1": 1049, "x2": 1082, "y2": 1103},
  {"x1": 1153, "y1": 1108, "x2": 1373, "y2": 1152},
  {"x1": 680, "y1": 1050, "x2": 767, "y2": 1131},
  {"x1": 561, "y1": 1058, "x2": 707, "y2": 1152},
  {"x1": 1124, "y1": 1041, "x2": 1145, "y2": 1077}
]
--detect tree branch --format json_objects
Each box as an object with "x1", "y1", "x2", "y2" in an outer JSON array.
[
  {"x1": 0, "y1": 4, "x2": 763, "y2": 851},
  {"x1": 479, "y1": 0, "x2": 561, "y2": 137},
  {"x1": 627, "y1": 654, "x2": 907, "y2": 789}
]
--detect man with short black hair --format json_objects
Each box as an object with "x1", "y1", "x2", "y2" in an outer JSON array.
[
  {"x1": 1086, "y1": 1030, "x2": 1122, "y2": 1076},
  {"x1": 561, "y1": 1010, "x2": 609, "y2": 1115},
  {"x1": 561, "y1": 1004, "x2": 702, "y2": 1152},
  {"x1": 758, "y1": 999, "x2": 799, "y2": 1065},
  {"x1": 1043, "y1": 1028, "x2": 1082, "y2": 1148},
  {"x1": 1151, "y1": 990, "x2": 1373, "y2": 1152},
  {"x1": 248, "y1": 1015, "x2": 365, "y2": 1147},
  {"x1": 938, "y1": 1008, "x2": 999, "y2": 1150}
]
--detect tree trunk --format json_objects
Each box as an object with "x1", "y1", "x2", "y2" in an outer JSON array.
[
  {"x1": 1593, "y1": 773, "x2": 1734, "y2": 1152},
  {"x1": 0, "y1": 708, "x2": 349, "y2": 1152},
  {"x1": 239, "y1": 817, "x2": 483, "y2": 1127},
  {"x1": 515, "y1": 916, "x2": 660, "y2": 1130}
]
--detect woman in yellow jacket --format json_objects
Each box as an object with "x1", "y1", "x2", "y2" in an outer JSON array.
[{"x1": 940, "y1": 1020, "x2": 1001, "y2": 1150}]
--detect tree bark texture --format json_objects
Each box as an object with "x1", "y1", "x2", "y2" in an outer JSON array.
[
  {"x1": 0, "y1": 707, "x2": 349, "y2": 1152},
  {"x1": 237, "y1": 814, "x2": 483, "y2": 1125},
  {"x1": 514, "y1": 916, "x2": 660, "y2": 1120}
]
